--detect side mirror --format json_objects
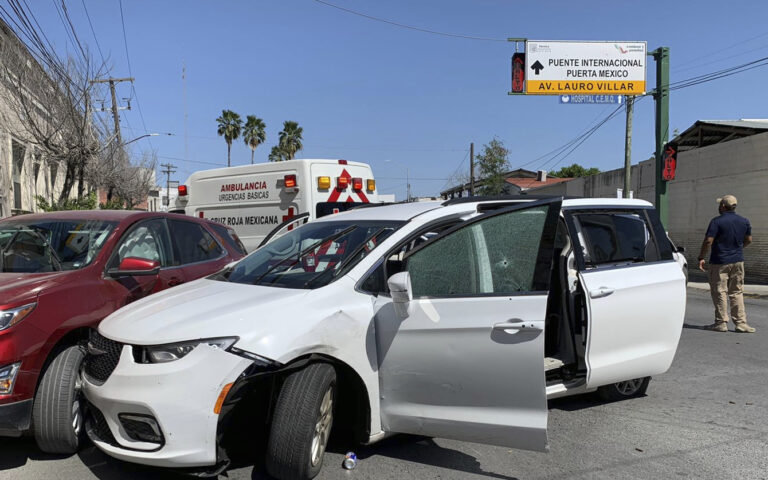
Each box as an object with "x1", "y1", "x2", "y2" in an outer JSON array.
[
  {"x1": 676, "y1": 246, "x2": 686, "y2": 253},
  {"x1": 108, "y1": 257, "x2": 161, "y2": 277},
  {"x1": 387, "y1": 271, "x2": 412, "y2": 318}
]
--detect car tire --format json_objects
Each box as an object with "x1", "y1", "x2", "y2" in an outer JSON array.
[
  {"x1": 33, "y1": 345, "x2": 86, "y2": 454},
  {"x1": 597, "y1": 376, "x2": 650, "y2": 401},
  {"x1": 265, "y1": 363, "x2": 337, "y2": 480}
]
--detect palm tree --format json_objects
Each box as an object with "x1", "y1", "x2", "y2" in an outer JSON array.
[
  {"x1": 243, "y1": 115, "x2": 266, "y2": 164},
  {"x1": 216, "y1": 109, "x2": 243, "y2": 167},
  {"x1": 268, "y1": 145, "x2": 287, "y2": 162},
  {"x1": 278, "y1": 120, "x2": 303, "y2": 160}
]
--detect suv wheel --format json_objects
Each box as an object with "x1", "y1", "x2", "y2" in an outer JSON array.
[
  {"x1": 597, "y1": 376, "x2": 650, "y2": 401},
  {"x1": 266, "y1": 363, "x2": 337, "y2": 480},
  {"x1": 33, "y1": 346, "x2": 86, "y2": 454}
]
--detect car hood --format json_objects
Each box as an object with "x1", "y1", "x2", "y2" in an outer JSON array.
[
  {"x1": 99, "y1": 278, "x2": 314, "y2": 346},
  {"x1": 0, "y1": 272, "x2": 66, "y2": 305}
]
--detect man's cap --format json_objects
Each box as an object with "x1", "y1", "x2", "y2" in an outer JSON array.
[{"x1": 717, "y1": 194, "x2": 738, "y2": 208}]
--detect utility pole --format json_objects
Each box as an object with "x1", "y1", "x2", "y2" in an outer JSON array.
[
  {"x1": 160, "y1": 163, "x2": 177, "y2": 209},
  {"x1": 623, "y1": 96, "x2": 634, "y2": 198},
  {"x1": 406, "y1": 168, "x2": 411, "y2": 202},
  {"x1": 90, "y1": 77, "x2": 134, "y2": 146},
  {"x1": 469, "y1": 142, "x2": 475, "y2": 196},
  {"x1": 650, "y1": 47, "x2": 670, "y2": 226}
]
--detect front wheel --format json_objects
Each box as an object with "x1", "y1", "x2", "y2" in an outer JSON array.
[
  {"x1": 33, "y1": 345, "x2": 86, "y2": 454},
  {"x1": 266, "y1": 363, "x2": 337, "y2": 480},
  {"x1": 597, "y1": 377, "x2": 650, "y2": 401}
]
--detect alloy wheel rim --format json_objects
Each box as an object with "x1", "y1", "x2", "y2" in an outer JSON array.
[
  {"x1": 310, "y1": 386, "x2": 334, "y2": 467},
  {"x1": 72, "y1": 375, "x2": 83, "y2": 436},
  {"x1": 616, "y1": 378, "x2": 643, "y2": 395}
]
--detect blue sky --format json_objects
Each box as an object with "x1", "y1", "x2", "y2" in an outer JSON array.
[{"x1": 22, "y1": 0, "x2": 768, "y2": 199}]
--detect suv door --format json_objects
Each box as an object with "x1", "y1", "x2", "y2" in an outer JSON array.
[
  {"x1": 373, "y1": 198, "x2": 561, "y2": 451},
  {"x1": 104, "y1": 218, "x2": 180, "y2": 304},
  {"x1": 565, "y1": 207, "x2": 686, "y2": 389}
]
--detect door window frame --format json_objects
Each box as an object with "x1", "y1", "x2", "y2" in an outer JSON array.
[
  {"x1": 357, "y1": 198, "x2": 562, "y2": 298},
  {"x1": 166, "y1": 218, "x2": 228, "y2": 267},
  {"x1": 105, "y1": 218, "x2": 175, "y2": 274},
  {"x1": 563, "y1": 206, "x2": 673, "y2": 272}
]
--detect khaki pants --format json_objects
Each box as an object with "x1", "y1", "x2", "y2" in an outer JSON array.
[{"x1": 708, "y1": 262, "x2": 748, "y2": 325}]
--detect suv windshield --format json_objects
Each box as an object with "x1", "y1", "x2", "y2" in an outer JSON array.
[
  {"x1": 0, "y1": 219, "x2": 116, "y2": 273},
  {"x1": 214, "y1": 220, "x2": 403, "y2": 289}
]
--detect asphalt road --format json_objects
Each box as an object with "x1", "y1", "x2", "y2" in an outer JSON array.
[{"x1": 2, "y1": 289, "x2": 766, "y2": 480}]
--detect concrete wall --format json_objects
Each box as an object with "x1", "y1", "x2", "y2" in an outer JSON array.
[{"x1": 530, "y1": 131, "x2": 768, "y2": 282}]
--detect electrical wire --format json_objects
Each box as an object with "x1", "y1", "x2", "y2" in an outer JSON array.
[
  {"x1": 80, "y1": 0, "x2": 106, "y2": 64},
  {"x1": 312, "y1": 0, "x2": 506, "y2": 42},
  {"x1": 118, "y1": 0, "x2": 153, "y2": 149}
]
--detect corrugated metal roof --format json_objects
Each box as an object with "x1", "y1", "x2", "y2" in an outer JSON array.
[{"x1": 698, "y1": 119, "x2": 768, "y2": 130}]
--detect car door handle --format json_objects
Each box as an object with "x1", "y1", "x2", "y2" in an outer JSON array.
[
  {"x1": 590, "y1": 286, "x2": 615, "y2": 299},
  {"x1": 493, "y1": 320, "x2": 543, "y2": 333},
  {"x1": 168, "y1": 277, "x2": 184, "y2": 287}
]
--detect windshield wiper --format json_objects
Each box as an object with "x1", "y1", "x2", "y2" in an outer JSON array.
[
  {"x1": 303, "y1": 227, "x2": 388, "y2": 288},
  {"x1": 251, "y1": 225, "x2": 358, "y2": 286}
]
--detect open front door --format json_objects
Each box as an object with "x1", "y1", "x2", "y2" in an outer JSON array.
[
  {"x1": 374, "y1": 198, "x2": 561, "y2": 451},
  {"x1": 565, "y1": 208, "x2": 687, "y2": 389}
]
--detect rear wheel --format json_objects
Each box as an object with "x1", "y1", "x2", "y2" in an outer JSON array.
[
  {"x1": 265, "y1": 363, "x2": 337, "y2": 480},
  {"x1": 33, "y1": 346, "x2": 86, "y2": 454},
  {"x1": 597, "y1": 377, "x2": 650, "y2": 401}
]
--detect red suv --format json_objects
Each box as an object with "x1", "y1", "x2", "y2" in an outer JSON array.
[{"x1": 0, "y1": 210, "x2": 245, "y2": 453}]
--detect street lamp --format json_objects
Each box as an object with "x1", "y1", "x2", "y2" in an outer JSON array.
[
  {"x1": 118, "y1": 132, "x2": 173, "y2": 148},
  {"x1": 384, "y1": 159, "x2": 411, "y2": 202}
]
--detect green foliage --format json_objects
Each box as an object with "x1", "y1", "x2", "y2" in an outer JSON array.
[
  {"x1": 475, "y1": 137, "x2": 511, "y2": 195},
  {"x1": 268, "y1": 145, "x2": 288, "y2": 162},
  {"x1": 216, "y1": 109, "x2": 243, "y2": 167},
  {"x1": 99, "y1": 198, "x2": 128, "y2": 210},
  {"x1": 243, "y1": 115, "x2": 267, "y2": 164},
  {"x1": 278, "y1": 120, "x2": 303, "y2": 160},
  {"x1": 549, "y1": 163, "x2": 601, "y2": 178},
  {"x1": 36, "y1": 192, "x2": 98, "y2": 212}
]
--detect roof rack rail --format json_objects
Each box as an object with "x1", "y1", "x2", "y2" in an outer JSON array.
[{"x1": 441, "y1": 195, "x2": 573, "y2": 206}]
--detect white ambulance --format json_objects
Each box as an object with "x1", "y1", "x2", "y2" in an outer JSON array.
[{"x1": 173, "y1": 159, "x2": 378, "y2": 252}]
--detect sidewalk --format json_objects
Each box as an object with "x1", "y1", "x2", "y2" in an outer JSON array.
[{"x1": 688, "y1": 282, "x2": 768, "y2": 297}]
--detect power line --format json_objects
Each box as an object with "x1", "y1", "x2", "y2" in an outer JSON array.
[
  {"x1": 312, "y1": 0, "x2": 506, "y2": 42},
  {"x1": 674, "y1": 30, "x2": 768, "y2": 71},
  {"x1": 80, "y1": 0, "x2": 105, "y2": 64},
  {"x1": 117, "y1": 0, "x2": 153, "y2": 150}
]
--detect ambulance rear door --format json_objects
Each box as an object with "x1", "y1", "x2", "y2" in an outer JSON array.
[{"x1": 310, "y1": 160, "x2": 377, "y2": 218}]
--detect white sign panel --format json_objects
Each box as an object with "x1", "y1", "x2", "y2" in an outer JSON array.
[{"x1": 526, "y1": 41, "x2": 647, "y2": 95}]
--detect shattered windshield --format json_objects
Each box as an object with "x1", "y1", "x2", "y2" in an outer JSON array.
[
  {"x1": 214, "y1": 220, "x2": 403, "y2": 289},
  {"x1": 0, "y1": 219, "x2": 116, "y2": 273}
]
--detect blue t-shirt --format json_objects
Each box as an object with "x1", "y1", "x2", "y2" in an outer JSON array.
[{"x1": 705, "y1": 211, "x2": 752, "y2": 264}]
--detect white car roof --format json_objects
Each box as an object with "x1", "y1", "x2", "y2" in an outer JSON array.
[{"x1": 317, "y1": 197, "x2": 654, "y2": 223}]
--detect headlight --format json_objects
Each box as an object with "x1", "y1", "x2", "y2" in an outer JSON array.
[
  {"x1": 139, "y1": 337, "x2": 238, "y2": 364},
  {"x1": 0, "y1": 303, "x2": 36, "y2": 331},
  {"x1": 0, "y1": 363, "x2": 21, "y2": 394}
]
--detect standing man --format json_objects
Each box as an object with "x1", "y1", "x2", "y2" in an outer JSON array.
[{"x1": 698, "y1": 195, "x2": 755, "y2": 333}]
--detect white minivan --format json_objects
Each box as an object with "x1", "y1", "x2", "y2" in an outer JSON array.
[
  {"x1": 82, "y1": 197, "x2": 686, "y2": 479},
  {"x1": 173, "y1": 159, "x2": 379, "y2": 252}
]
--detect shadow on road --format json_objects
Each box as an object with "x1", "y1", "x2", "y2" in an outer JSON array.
[
  {"x1": 0, "y1": 436, "x2": 70, "y2": 470},
  {"x1": 683, "y1": 323, "x2": 715, "y2": 331},
  {"x1": 327, "y1": 434, "x2": 520, "y2": 480}
]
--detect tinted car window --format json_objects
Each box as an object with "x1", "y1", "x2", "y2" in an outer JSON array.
[
  {"x1": 208, "y1": 222, "x2": 247, "y2": 255},
  {"x1": 576, "y1": 212, "x2": 659, "y2": 266},
  {"x1": 112, "y1": 219, "x2": 172, "y2": 268},
  {"x1": 168, "y1": 219, "x2": 224, "y2": 264},
  {"x1": 407, "y1": 206, "x2": 549, "y2": 297}
]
